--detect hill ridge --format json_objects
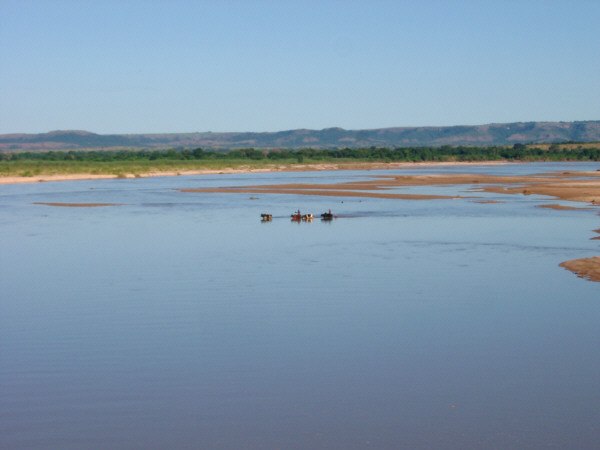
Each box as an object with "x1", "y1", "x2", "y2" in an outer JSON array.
[{"x1": 1, "y1": 121, "x2": 599, "y2": 151}]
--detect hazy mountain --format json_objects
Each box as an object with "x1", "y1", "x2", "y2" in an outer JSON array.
[{"x1": 1, "y1": 121, "x2": 599, "y2": 151}]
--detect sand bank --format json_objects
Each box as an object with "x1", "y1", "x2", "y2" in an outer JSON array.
[
  {"x1": 180, "y1": 170, "x2": 600, "y2": 205},
  {"x1": 1, "y1": 174, "x2": 131, "y2": 184},
  {"x1": 559, "y1": 257, "x2": 600, "y2": 282},
  {"x1": 537, "y1": 204, "x2": 594, "y2": 210},
  {"x1": 0, "y1": 161, "x2": 507, "y2": 185},
  {"x1": 180, "y1": 186, "x2": 461, "y2": 200}
]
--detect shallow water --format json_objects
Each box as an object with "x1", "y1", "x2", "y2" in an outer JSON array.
[{"x1": 1, "y1": 163, "x2": 600, "y2": 449}]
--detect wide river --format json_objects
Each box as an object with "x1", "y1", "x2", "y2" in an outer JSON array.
[{"x1": 1, "y1": 162, "x2": 599, "y2": 449}]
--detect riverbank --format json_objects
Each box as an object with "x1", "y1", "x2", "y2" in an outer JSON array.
[{"x1": 0, "y1": 161, "x2": 507, "y2": 184}]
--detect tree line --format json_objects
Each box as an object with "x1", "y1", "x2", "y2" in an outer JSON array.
[{"x1": 2, "y1": 144, "x2": 600, "y2": 163}]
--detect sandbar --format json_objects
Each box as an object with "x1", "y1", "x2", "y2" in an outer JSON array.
[
  {"x1": 1, "y1": 174, "x2": 133, "y2": 184},
  {"x1": 559, "y1": 257, "x2": 600, "y2": 282},
  {"x1": 537, "y1": 204, "x2": 593, "y2": 210},
  {"x1": 179, "y1": 186, "x2": 460, "y2": 200},
  {"x1": 179, "y1": 170, "x2": 600, "y2": 205}
]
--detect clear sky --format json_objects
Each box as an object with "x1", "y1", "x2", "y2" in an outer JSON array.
[{"x1": 1, "y1": 0, "x2": 599, "y2": 134}]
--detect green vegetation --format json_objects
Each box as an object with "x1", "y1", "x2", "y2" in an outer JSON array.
[{"x1": 1, "y1": 144, "x2": 599, "y2": 177}]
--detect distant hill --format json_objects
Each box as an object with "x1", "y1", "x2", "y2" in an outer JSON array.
[{"x1": 1, "y1": 121, "x2": 599, "y2": 151}]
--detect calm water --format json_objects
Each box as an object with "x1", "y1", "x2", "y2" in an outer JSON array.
[{"x1": 1, "y1": 163, "x2": 599, "y2": 449}]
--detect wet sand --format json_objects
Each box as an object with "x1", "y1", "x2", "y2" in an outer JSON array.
[
  {"x1": 179, "y1": 169, "x2": 600, "y2": 205},
  {"x1": 1, "y1": 174, "x2": 133, "y2": 184},
  {"x1": 537, "y1": 204, "x2": 594, "y2": 210},
  {"x1": 179, "y1": 186, "x2": 461, "y2": 200},
  {"x1": 559, "y1": 257, "x2": 600, "y2": 282}
]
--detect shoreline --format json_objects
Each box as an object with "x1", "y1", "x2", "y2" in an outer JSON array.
[{"x1": 0, "y1": 161, "x2": 508, "y2": 185}]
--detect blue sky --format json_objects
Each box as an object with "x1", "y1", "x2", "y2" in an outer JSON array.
[{"x1": 1, "y1": 0, "x2": 599, "y2": 134}]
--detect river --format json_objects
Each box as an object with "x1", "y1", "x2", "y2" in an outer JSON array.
[{"x1": 1, "y1": 162, "x2": 599, "y2": 449}]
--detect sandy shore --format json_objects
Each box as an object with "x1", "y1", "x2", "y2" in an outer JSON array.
[
  {"x1": 559, "y1": 257, "x2": 600, "y2": 282},
  {"x1": 0, "y1": 173, "x2": 132, "y2": 184},
  {"x1": 0, "y1": 161, "x2": 507, "y2": 185}
]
